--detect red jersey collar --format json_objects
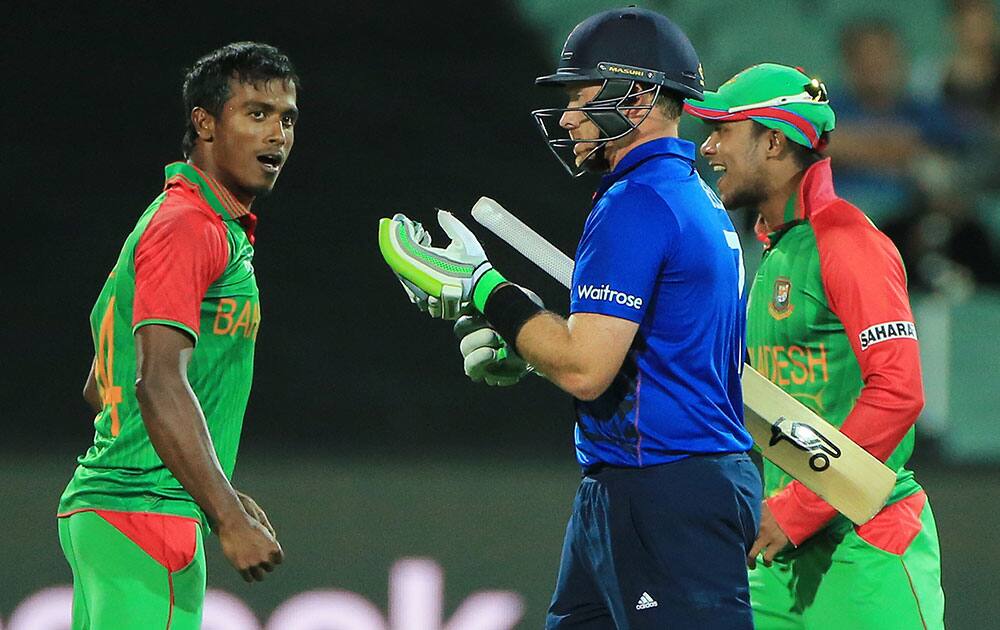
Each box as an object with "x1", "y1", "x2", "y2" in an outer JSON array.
[
  {"x1": 163, "y1": 162, "x2": 252, "y2": 220},
  {"x1": 755, "y1": 158, "x2": 838, "y2": 246}
]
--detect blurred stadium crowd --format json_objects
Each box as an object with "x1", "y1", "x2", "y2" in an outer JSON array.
[{"x1": 824, "y1": 0, "x2": 1000, "y2": 297}]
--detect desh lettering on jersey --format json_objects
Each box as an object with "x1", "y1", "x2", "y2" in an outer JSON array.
[
  {"x1": 858, "y1": 320, "x2": 917, "y2": 351},
  {"x1": 575, "y1": 283, "x2": 643, "y2": 309}
]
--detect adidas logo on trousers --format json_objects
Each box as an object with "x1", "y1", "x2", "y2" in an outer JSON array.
[{"x1": 636, "y1": 592, "x2": 658, "y2": 610}]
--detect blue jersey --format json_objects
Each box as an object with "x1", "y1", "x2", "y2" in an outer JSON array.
[{"x1": 569, "y1": 137, "x2": 753, "y2": 469}]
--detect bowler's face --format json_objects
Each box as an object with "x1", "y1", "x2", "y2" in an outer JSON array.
[
  {"x1": 560, "y1": 84, "x2": 605, "y2": 167},
  {"x1": 211, "y1": 78, "x2": 298, "y2": 203}
]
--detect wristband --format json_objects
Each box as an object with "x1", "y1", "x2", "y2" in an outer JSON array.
[
  {"x1": 482, "y1": 283, "x2": 544, "y2": 351},
  {"x1": 472, "y1": 267, "x2": 507, "y2": 313}
]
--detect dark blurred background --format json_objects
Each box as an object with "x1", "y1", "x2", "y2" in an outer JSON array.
[{"x1": 4, "y1": 1, "x2": 999, "y2": 628}]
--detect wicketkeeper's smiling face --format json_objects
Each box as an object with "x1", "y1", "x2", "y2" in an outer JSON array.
[
  {"x1": 700, "y1": 120, "x2": 770, "y2": 210},
  {"x1": 208, "y1": 78, "x2": 298, "y2": 204}
]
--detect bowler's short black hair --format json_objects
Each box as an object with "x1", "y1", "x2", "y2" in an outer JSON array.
[{"x1": 182, "y1": 42, "x2": 299, "y2": 157}]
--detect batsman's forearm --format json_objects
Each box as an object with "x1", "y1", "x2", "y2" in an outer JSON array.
[
  {"x1": 136, "y1": 376, "x2": 244, "y2": 529},
  {"x1": 515, "y1": 312, "x2": 612, "y2": 401}
]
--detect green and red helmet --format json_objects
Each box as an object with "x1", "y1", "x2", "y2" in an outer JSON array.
[{"x1": 685, "y1": 63, "x2": 835, "y2": 149}]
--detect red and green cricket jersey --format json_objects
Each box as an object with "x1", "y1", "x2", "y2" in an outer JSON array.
[
  {"x1": 746, "y1": 159, "x2": 924, "y2": 545},
  {"x1": 59, "y1": 162, "x2": 261, "y2": 530}
]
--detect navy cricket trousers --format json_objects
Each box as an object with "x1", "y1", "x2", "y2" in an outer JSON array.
[{"x1": 545, "y1": 453, "x2": 761, "y2": 630}]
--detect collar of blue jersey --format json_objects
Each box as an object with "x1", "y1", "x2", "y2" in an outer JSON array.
[
  {"x1": 755, "y1": 158, "x2": 839, "y2": 247},
  {"x1": 163, "y1": 162, "x2": 252, "y2": 221},
  {"x1": 597, "y1": 137, "x2": 696, "y2": 194}
]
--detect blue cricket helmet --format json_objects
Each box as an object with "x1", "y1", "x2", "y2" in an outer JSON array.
[
  {"x1": 532, "y1": 7, "x2": 704, "y2": 177},
  {"x1": 535, "y1": 7, "x2": 704, "y2": 100}
]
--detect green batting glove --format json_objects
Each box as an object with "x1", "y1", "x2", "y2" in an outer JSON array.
[
  {"x1": 391, "y1": 217, "x2": 435, "y2": 312},
  {"x1": 454, "y1": 315, "x2": 532, "y2": 386},
  {"x1": 389, "y1": 218, "x2": 455, "y2": 318},
  {"x1": 378, "y1": 210, "x2": 507, "y2": 320}
]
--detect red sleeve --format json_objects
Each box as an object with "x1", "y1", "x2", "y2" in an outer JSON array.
[
  {"x1": 132, "y1": 203, "x2": 229, "y2": 340},
  {"x1": 767, "y1": 205, "x2": 924, "y2": 545}
]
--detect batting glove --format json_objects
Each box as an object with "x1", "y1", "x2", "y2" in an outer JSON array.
[
  {"x1": 454, "y1": 315, "x2": 532, "y2": 386},
  {"x1": 452, "y1": 286, "x2": 542, "y2": 386},
  {"x1": 378, "y1": 210, "x2": 507, "y2": 320}
]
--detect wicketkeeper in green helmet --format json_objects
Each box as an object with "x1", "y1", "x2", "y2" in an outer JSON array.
[{"x1": 687, "y1": 63, "x2": 945, "y2": 629}]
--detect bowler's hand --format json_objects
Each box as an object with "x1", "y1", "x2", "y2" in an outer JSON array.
[
  {"x1": 218, "y1": 509, "x2": 284, "y2": 583},
  {"x1": 237, "y1": 490, "x2": 276, "y2": 538},
  {"x1": 747, "y1": 501, "x2": 790, "y2": 569}
]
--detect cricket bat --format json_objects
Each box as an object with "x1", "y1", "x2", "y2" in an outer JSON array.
[{"x1": 471, "y1": 196, "x2": 897, "y2": 525}]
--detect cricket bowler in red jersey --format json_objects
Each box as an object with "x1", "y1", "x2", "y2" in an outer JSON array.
[
  {"x1": 688, "y1": 64, "x2": 945, "y2": 629},
  {"x1": 57, "y1": 42, "x2": 298, "y2": 629}
]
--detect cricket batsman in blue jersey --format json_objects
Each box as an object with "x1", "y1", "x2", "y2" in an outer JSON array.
[{"x1": 378, "y1": 8, "x2": 761, "y2": 629}]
